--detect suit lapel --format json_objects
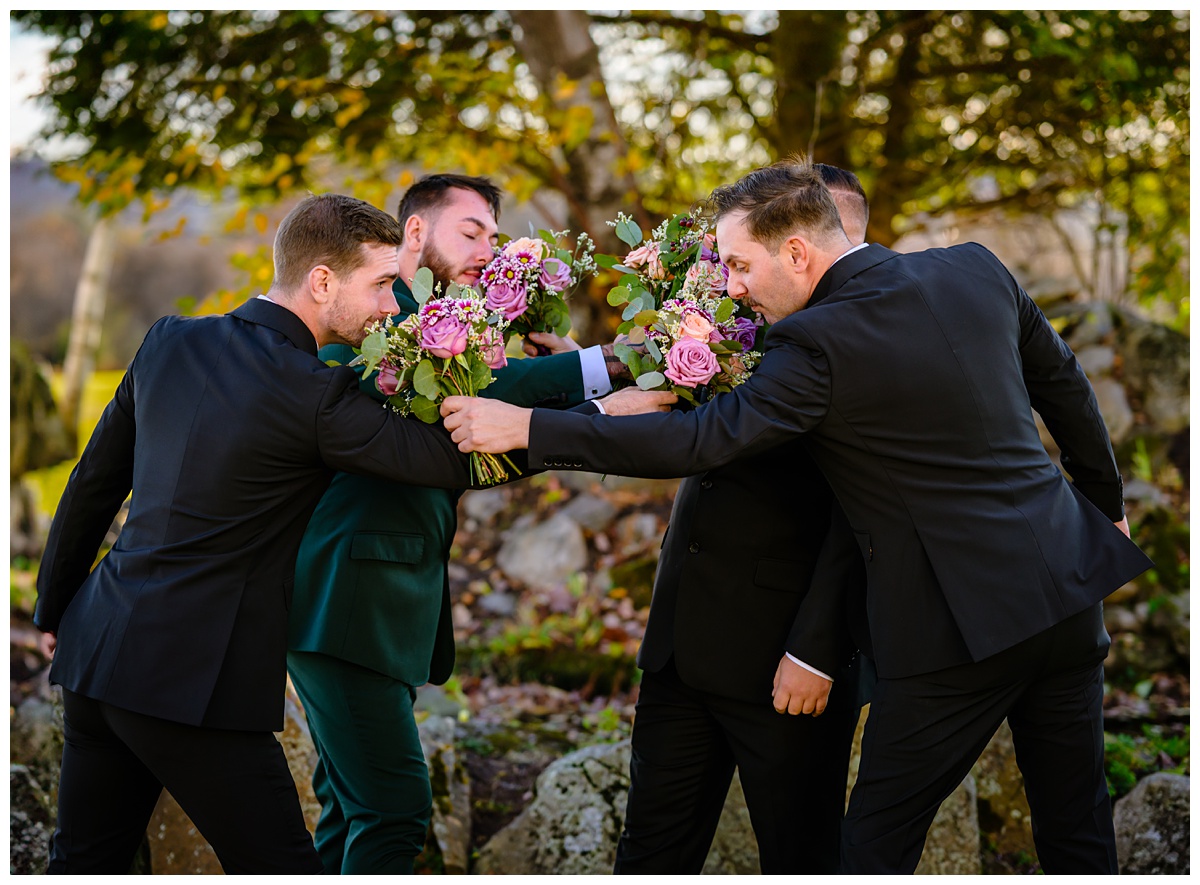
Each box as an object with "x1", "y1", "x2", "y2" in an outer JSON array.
[
  {"x1": 808, "y1": 243, "x2": 898, "y2": 308},
  {"x1": 231, "y1": 299, "x2": 319, "y2": 357}
]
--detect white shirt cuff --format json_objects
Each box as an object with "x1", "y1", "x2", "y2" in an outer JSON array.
[
  {"x1": 786, "y1": 653, "x2": 833, "y2": 682},
  {"x1": 578, "y1": 346, "x2": 612, "y2": 400},
  {"x1": 592, "y1": 398, "x2": 607, "y2": 416}
]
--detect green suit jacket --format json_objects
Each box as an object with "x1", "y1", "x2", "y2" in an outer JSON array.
[{"x1": 287, "y1": 280, "x2": 589, "y2": 685}]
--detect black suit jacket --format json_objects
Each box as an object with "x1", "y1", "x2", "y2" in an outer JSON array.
[
  {"x1": 34, "y1": 299, "x2": 480, "y2": 731},
  {"x1": 644, "y1": 440, "x2": 858, "y2": 701},
  {"x1": 530, "y1": 244, "x2": 1152, "y2": 678}
]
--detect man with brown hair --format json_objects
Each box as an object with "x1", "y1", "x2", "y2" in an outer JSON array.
[
  {"x1": 440, "y1": 158, "x2": 1152, "y2": 874},
  {"x1": 34, "y1": 193, "x2": 483, "y2": 874}
]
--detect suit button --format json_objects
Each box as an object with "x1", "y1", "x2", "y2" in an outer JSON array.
[
  {"x1": 700, "y1": 480, "x2": 713, "y2": 490},
  {"x1": 688, "y1": 542, "x2": 700, "y2": 554}
]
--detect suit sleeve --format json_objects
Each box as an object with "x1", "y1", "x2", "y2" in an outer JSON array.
[
  {"x1": 1013, "y1": 276, "x2": 1125, "y2": 520},
  {"x1": 528, "y1": 320, "x2": 831, "y2": 477},
  {"x1": 483, "y1": 352, "x2": 586, "y2": 408},
  {"x1": 785, "y1": 500, "x2": 862, "y2": 673},
  {"x1": 34, "y1": 370, "x2": 137, "y2": 632}
]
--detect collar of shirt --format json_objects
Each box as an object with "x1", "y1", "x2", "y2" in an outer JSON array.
[{"x1": 829, "y1": 242, "x2": 869, "y2": 268}]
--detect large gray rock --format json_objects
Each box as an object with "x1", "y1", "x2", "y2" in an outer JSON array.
[
  {"x1": 1148, "y1": 591, "x2": 1190, "y2": 659},
  {"x1": 496, "y1": 511, "x2": 589, "y2": 590},
  {"x1": 474, "y1": 741, "x2": 631, "y2": 875},
  {"x1": 1089, "y1": 377, "x2": 1135, "y2": 444},
  {"x1": 701, "y1": 772, "x2": 760, "y2": 874},
  {"x1": 1114, "y1": 772, "x2": 1190, "y2": 874},
  {"x1": 1115, "y1": 314, "x2": 1189, "y2": 435},
  {"x1": 418, "y1": 716, "x2": 472, "y2": 874},
  {"x1": 917, "y1": 775, "x2": 980, "y2": 874},
  {"x1": 559, "y1": 492, "x2": 617, "y2": 532},
  {"x1": 10, "y1": 765, "x2": 53, "y2": 874}
]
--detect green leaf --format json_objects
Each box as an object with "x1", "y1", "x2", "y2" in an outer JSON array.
[
  {"x1": 412, "y1": 267, "x2": 435, "y2": 304},
  {"x1": 633, "y1": 309, "x2": 660, "y2": 326},
  {"x1": 595, "y1": 253, "x2": 620, "y2": 269},
  {"x1": 636, "y1": 371, "x2": 666, "y2": 390},
  {"x1": 409, "y1": 396, "x2": 440, "y2": 423},
  {"x1": 616, "y1": 320, "x2": 634, "y2": 335},
  {"x1": 616, "y1": 217, "x2": 643, "y2": 248},
  {"x1": 471, "y1": 356, "x2": 492, "y2": 391},
  {"x1": 644, "y1": 335, "x2": 663, "y2": 363},
  {"x1": 446, "y1": 282, "x2": 462, "y2": 299},
  {"x1": 714, "y1": 298, "x2": 735, "y2": 323},
  {"x1": 537, "y1": 228, "x2": 557, "y2": 244},
  {"x1": 613, "y1": 343, "x2": 635, "y2": 363},
  {"x1": 413, "y1": 359, "x2": 439, "y2": 398},
  {"x1": 607, "y1": 285, "x2": 631, "y2": 306},
  {"x1": 621, "y1": 302, "x2": 642, "y2": 321},
  {"x1": 357, "y1": 327, "x2": 389, "y2": 374}
]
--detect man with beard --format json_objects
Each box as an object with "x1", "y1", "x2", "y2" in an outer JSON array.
[
  {"x1": 34, "y1": 193, "x2": 491, "y2": 873},
  {"x1": 286, "y1": 174, "x2": 656, "y2": 874}
]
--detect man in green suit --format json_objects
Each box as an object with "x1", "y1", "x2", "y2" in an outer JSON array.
[{"x1": 286, "y1": 174, "x2": 637, "y2": 874}]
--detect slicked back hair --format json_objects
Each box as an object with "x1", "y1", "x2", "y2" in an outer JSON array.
[
  {"x1": 708, "y1": 158, "x2": 845, "y2": 251},
  {"x1": 273, "y1": 193, "x2": 404, "y2": 292},
  {"x1": 396, "y1": 173, "x2": 503, "y2": 240},
  {"x1": 816, "y1": 163, "x2": 870, "y2": 233}
]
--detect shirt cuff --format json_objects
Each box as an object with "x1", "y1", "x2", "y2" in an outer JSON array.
[
  {"x1": 785, "y1": 653, "x2": 833, "y2": 682},
  {"x1": 591, "y1": 398, "x2": 607, "y2": 416},
  {"x1": 579, "y1": 346, "x2": 612, "y2": 400}
]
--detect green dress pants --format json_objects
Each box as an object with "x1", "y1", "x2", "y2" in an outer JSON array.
[{"x1": 287, "y1": 651, "x2": 430, "y2": 874}]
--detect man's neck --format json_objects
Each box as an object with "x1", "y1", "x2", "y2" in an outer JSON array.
[{"x1": 264, "y1": 288, "x2": 326, "y2": 346}]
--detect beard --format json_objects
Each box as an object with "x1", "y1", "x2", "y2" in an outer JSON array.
[
  {"x1": 325, "y1": 294, "x2": 374, "y2": 347},
  {"x1": 415, "y1": 241, "x2": 461, "y2": 292}
]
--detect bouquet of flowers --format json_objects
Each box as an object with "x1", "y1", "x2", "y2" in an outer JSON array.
[
  {"x1": 354, "y1": 267, "x2": 519, "y2": 486},
  {"x1": 478, "y1": 229, "x2": 597, "y2": 343},
  {"x1": 598, "y1": 210, "x2": 762, "y2": 406}
]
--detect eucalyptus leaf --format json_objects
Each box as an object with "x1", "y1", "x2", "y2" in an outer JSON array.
[
  {"x1": 471, "y1": 357, "x2": 492, "y2": 391},
  {"x1": 357, "y1": 327, "x2": 389, "y2": 374},
  {"x1": 409, "y1": 395, "x2": 440, "y2": 423},
  {"x1": 616, "y1": 217, "x2": 643, "y2": 248},
  {"x1": 412, "y1": 359, "x2": 439, "y2": 398},
  {"x1": 446, "y1": 282, "x2": 462, "y2": 299},
  {"x1": 595, "y1": 254, "x2": 620, "y2": 269},
  {"x1": 607, "y1": 285, "x2": 631, "y2": 306},
  {"x1": 621, "y1": 302, "x2": 641, "y2": 321},
  {"x1": 636, "y1": 371, "x2": 666, "y2": 390},
  {"x1": 633, "y1": 309, "x2": 660, "y2": 326},
  {"x1": 412, "y1": 267, "x2": 435, "y2": 304},
  {"x1": 644, "y1": 335, "x2": 663, "y2": 363},
  {"x1": 714, "y1": 298, "x2": 735, "y2": 323},
  {"x1": 613, "y1": 343, "x2": 634, "y2": 363}
]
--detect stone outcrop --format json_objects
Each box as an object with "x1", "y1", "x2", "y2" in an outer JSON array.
[
  {"x1": 1114, "y1": 772, "x2": 1190, "y2": 874},
  {"x1": 496, "y1": 511, "x2": 589, "y2": 590}
]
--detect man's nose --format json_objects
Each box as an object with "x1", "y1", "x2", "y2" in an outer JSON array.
[{"x1": 380, "y1": 288, "x2": 399, "y2": 316}]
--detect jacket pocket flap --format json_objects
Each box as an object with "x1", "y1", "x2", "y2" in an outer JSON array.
[
  {"x1": 754, "y1": 556, "x2": 816, "y2": 592},
  {"x1": 350, "y1": 532, "x2": 425, "y2": 564}
]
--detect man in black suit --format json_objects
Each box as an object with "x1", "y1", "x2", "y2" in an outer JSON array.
[
  {"x1": 33, "y1": 193, "x2": 490, "y2": 874},
  {"x1": 609, "y1": 165, "x2": 872, "y2": 875},
  {"x1": 440, "y1": 159, "x2": 1153, "y2": 873}
]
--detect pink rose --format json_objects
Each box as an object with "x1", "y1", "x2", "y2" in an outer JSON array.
[
  {"x1": 678, "y1": 309, "x2": 715, "y2": 342},
  {"x1": 624, "y1": 242, "x2": 666, "y2": 280},
  {"x1": 539, "y1": 257, "x2": 573, "y2": 292},
  {"x1": 376, "y1": 360, "x2": 403, "y2": 396},
  {"x1": 481, "y1": 327, "x2": 508, "y2": 370},
  {"x1": 420, "y1": 309, "x2": 470, "y2": 359},
  {"x1": 481, "y1": 256, "x2": 530, "y2": 320},
  {"x1": 664, "y1": 337, "x2": 719, "y2": 388}
]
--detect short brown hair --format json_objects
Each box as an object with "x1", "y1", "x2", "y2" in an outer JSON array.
[
  {"x1": 708, "y1": 158, "x2": 844, "y2": 250},
  {"x1": 396, "y1": 173, "x2": 503, "y2": 240},
  {"x1": 272, "y1": 193, "x2": 404, "y2": 291},
  {"x1": 816, "y1": 163, "x2": 869, "y2": 231}
]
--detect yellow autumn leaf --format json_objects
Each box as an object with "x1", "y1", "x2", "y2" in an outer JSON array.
[{"x1": 254, "y1": 213, "x2": 269, "y2": 234}]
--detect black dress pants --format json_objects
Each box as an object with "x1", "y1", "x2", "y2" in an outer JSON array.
[
  {"x1": 842, "y1": 603, "x2": 1116, "y2": 874},
  {"x1": 48, "y1": 690, "x2": 322, "y2": 874},
  {"x1": 614, "y1": 655, "x2": 860, "y2": 874}
]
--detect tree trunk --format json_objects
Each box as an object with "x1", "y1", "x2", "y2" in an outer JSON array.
[
  {"x1": 511, "y1": 10, "x2": 646, "y2": 342},
  {"x1": 60, "y1": 213, "x2": 117, "y2": 449}
]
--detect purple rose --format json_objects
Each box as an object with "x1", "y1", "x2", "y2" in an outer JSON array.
[
  {"x1": 419, "y1": 306, "x2": 470, "y2": 359},
  {"x1": 481, "y1": 327, "x2": 508, "y2": 370},
  {"x1": 729, "y1": 316, "x2": 757, "y2": 351},
  {"x1": 376, "y1": 360, "x2": 403, "y2": 396},
  {"x1": 481, "y1": 256, "x2": 529, "y2": 320},
  {"x1": 664, "y1": 337, "x2": 719, "y2": 388},
  {"x1": 539, "y1": 257, "x2": 573, "y2": 292}
]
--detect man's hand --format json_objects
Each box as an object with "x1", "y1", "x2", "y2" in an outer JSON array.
[
  {"x1": 39, "y1": 631, "x2": 56, "y2": 660},
  {"x1": 524, "y1": 331, "x2": 581, "y2": 356},
  {"x1": 441, "y1": 397, "x2": 532, "y2": 453},
  {"x1": 598, "y1": 388, "x2": 677, "y2": 416},
  {"x1": 772, "y1": 654, "x2": 832, "y2": 716},
  {"x1": 1115, "y1": 516, "x2": 1131, "y2": 538}
]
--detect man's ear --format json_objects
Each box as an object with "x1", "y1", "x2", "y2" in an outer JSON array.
[
  {"x1": 403, "y1": 214, "x2": 425, "y2": 255},
  {"x1": 782, "y1": 235, "x2": 810, "y2": 275},
  {"x1": 308, "y1": 265, "x2": 336, "y2": 304}
]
